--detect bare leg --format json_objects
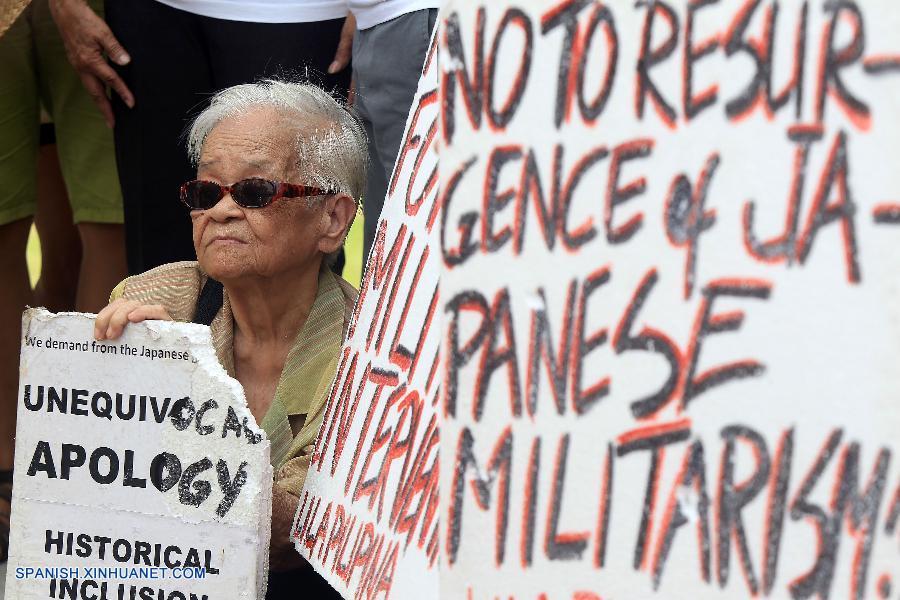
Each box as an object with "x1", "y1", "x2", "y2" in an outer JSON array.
[
  {"x1": 75, "y1": 222, "x2": 126, "y2": 313},
  {"x1": 0, "y1": 217, "x2": 33, "y2": 471},
  {"x1": 0, "y1": 218, "x2": 32, "y2": 562},
  {"x1": 33, "y1": 143, "x2": 80, "y2": 312}
]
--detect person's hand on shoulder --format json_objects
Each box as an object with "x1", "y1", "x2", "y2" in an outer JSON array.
[
  {"x1": 94, "y1": 299, "x2": 173, "y2": 340},
  {"x1": 48, "y1": 0, "x2": 135, "y2": 127}
]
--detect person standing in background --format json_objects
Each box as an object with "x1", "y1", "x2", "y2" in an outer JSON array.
[
  {"x1": 349, "y1": 0, "x2": 440, "y2": 262},
  {"x1": 33, "y1": 117, "x2": 84, "y2": 313},
  {"x1": 49, "y1": 0, "x2": 355, "y2": 275},
  {"x1": 0, "y1": 0, "x2": 127, "y2": 563}
]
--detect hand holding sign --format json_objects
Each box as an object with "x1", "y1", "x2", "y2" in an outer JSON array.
[
  {"x1": 93, "y1": 299, "x2": 174, "y2": 340},
  {"x1": 5, "y1": 310, "x2": 272, "y2": 600}
]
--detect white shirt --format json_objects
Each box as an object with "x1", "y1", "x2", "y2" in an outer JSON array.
[
  {"x1": 153, "y1": 0, "x2": 347, "y2": 23},
  {"x1": 348, "y1": 0, "x2": 441, "y2": 31}
]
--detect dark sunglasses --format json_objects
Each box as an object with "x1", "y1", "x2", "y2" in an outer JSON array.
[{"x1": 179, "y1": 178, "x2": 334, "y2": 210}]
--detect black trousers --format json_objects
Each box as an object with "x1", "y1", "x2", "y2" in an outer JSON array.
[
  {"x1": 105, "y1": 0, "x2": 351, "y2": 275},
  {"x1": 267, "y1": 566, "x2": 343, "y2": 600}
]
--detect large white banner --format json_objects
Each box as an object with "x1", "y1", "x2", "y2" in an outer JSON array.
[
  {"x1": 6, "y1": 310, "x2": 271, "y2": 600},
  {"x1": 438, "y1": 1, "x2": 900, "y2": 599},
  {"x1": 293, "y1": 30, "x2": 442, "y2": 600}
]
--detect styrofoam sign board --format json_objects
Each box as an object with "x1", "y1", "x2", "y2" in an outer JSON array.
[{"x1": 6, "y1": 310, "x2": 272, "y2": 600}]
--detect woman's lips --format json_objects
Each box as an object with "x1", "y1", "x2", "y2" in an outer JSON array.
[{"x1": 209, "y1": 235, "x2": 247, "y2": 245}]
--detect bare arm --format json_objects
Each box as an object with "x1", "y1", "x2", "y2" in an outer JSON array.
[{"x1": 328, "y1": 12, "x2": 355, "y2": 75}]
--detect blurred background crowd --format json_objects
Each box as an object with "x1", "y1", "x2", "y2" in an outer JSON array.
[{"x1": 0, "y1": 0, "x2": 440, "y2": 568}]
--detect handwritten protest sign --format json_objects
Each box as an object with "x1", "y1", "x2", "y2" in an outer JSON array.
[
  {"x1": 6, "y1": 310, "x2": 271, "y2": 600},
  {"x1": 438, "y1": 1, "x2": 900, "y2": 598},
  {"x1": 292, "y1": 28, "x2": 442, "y2": 600}
]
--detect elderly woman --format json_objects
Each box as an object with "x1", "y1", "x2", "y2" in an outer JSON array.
[{"x1": 93, "y1": 80, "x2": 363, "y2": 597}]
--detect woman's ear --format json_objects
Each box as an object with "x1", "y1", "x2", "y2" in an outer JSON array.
[{"x1": 317, "y1": 193, "x2": 357, "y2": 255}]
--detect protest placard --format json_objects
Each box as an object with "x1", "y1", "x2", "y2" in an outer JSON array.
[
  {"x1": 5, "y1": 310, "x2": 272, "y2": 600},
  {"x1": 437, "y1": 1, "x2": 900, "y2": 598},
  {"x1": 292, "y1": 28, "x2": 442, "y2": 600}
]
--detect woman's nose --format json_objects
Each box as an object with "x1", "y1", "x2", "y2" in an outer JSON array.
[{"x1": 205, "y1": 191, "x2": 244, "y2": 220}]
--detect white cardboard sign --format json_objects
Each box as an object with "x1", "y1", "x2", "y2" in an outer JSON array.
[
  {"x1": 437, "y1": 1, "x2": 900, "y2": 598},
  {"x1": 293, "y1": 30, "x2": 443, "y2": 600},
  {"x1": 5, "y1": 310, "x2": 272, "y2": 600}
]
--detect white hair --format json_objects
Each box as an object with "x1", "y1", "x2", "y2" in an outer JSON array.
[{"x1": 187, "y1": 79, "x2": 368, "y2": 205}]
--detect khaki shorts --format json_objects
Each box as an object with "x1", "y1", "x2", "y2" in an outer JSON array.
[{"x1": 0, "y1": 0, "x2": 123, "y2": 226}]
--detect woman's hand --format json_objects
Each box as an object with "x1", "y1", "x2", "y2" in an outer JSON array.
[{"x1": 94, "y1": 299, "x2": 173, "y2": 340}]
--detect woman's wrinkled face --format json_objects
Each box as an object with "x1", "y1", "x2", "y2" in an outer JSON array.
[{"x1": 192, "y1": 107, "x2": 325, "y2": 282}]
